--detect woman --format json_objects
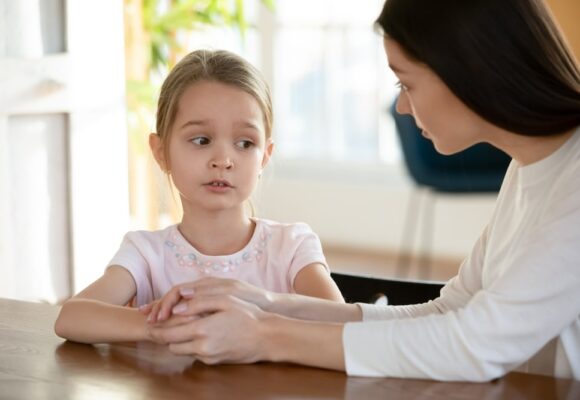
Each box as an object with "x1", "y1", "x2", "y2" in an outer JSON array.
[{"x1": 142, "y1": 0, "x2": 580, "y2": 381}]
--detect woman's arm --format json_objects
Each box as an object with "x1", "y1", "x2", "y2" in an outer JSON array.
[
  {"x1": 263, "y1": 315, "x2": 345, "y2": 370},
  {"x1": 54, "y1": 266, "x2": 149, "y2": 343},
  {"x1": 293, "y1": 263, "x2": 344, "y2": 302},
  {"x1": 359, "y1": 225, "x2": 490, "y2": 321},
  {"x1": 144, "y1": 277, "x2": 361, "y2": 325}
]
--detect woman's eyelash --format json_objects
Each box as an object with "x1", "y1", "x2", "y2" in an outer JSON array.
[{"x1": 395, "y1": 81, "x2": 408, "y2": 91}]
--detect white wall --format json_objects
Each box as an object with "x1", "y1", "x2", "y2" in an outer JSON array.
[{"x1": 256, "y1": 161, "x2": 497, "y2": 260}]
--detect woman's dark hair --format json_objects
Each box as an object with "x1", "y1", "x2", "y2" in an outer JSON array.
[{"x1": 376, "y1": 0, "x2": 580, "y2": 136}]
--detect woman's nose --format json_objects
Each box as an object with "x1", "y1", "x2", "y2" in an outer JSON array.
[{"x1": 395, "y1": 92, "x2": 411, "y2": 115}]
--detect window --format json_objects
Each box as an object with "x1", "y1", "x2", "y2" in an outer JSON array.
[
  {"x1": 184, "y1": 0, "x2": 401, "y2": 167},
  {"x1": 272, "y1": 0, "x2": 400, "y2": 164}
]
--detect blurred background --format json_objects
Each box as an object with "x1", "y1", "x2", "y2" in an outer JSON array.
[{"x1": 1, "y1": 0, "x2": 578, "y2": 303}]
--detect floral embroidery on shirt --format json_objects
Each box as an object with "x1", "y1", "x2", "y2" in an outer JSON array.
[{"x1": 164, "y1": 226, "x2": 270, "y2": 274}]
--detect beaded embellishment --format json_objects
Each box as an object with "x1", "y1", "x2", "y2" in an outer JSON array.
[{"x1": 164, "y1": 226, "x2": 270, "y2": 274}]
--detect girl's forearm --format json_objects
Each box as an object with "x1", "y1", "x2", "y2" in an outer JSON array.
[
  {"x1": 54, "y1": 298, "x2": 149, "y2": 343},
  {"x1": 267, "y1": 293, "x2": 362, "y2": 322},
  {"x1": 262, "y1": 314, "x2": 346, "y2": 371}
]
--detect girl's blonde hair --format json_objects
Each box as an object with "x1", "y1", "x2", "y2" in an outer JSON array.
[{"x1": 155, "y1": 49, "x2": 273, "y2": 166}]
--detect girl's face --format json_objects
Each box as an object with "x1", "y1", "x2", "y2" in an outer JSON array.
[
  {"x1": 152, "y1": 80, "x2": 273, "y2": 215},
  {"x1": 384, "y1": 38, "x2": 490, "y2": 155}
]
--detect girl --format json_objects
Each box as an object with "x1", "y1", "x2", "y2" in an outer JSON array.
[
  {"x1": 54, "y1": 49, "x2": 344, "y2": 344},
  {"x1": 144, "y1": 0, "x2": 580, "y2": 381}
]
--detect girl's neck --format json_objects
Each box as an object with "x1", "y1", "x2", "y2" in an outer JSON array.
[{"x1": 178, "y1": 209, "x2": 255, "y2": 256}]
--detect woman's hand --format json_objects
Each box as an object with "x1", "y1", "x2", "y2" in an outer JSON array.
[
  {"x1": 142, "y1": 311, "x2": 199, "y2": 345},
  {"x1": 148, "y1": 294, "x2": 273, "y2": 364},
  {"x1": 140, "y1": 278, "x2": 274, "y2": 324},
  {"x1": 149, "y1": 293, "x2": 348, "y2": 371}
]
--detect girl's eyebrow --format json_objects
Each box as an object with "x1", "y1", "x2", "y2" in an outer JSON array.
[
  {"x1": 179, "y1": 119, "x2": 209, "y2": 130},
  {"x1": 179, "y1": 119, "x2": 262, "y2": 132},
  {"x1": 234, "y1": 121, "x2": 262, "y2": 131}
]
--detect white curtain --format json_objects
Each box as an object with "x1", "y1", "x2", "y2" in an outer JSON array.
[
  {"x1": 1, "y1": 115, "x2": 70, "y2": 303},
  {"x1": 0, "y1": 0, "x2": 70, "y2": 303}
]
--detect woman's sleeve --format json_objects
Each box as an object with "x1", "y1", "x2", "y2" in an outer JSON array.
[
  {"x1": 342, "y1": 211, "x2": 580, "y2": 381},
  {"x1": 359, "y1": 225, "x2": 489, "y2": 321}
]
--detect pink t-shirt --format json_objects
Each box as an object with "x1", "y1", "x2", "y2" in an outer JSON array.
[{"x1": 107, "y1": 218, "x2": 329, "y2": 306}]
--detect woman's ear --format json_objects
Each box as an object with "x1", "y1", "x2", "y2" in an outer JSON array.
[
  {"x1": 149, "y1": 133, "x2": 168, "y2": 171},
  {"x1": 261, "y1": 139, "x2": 275, "y2": 169}
]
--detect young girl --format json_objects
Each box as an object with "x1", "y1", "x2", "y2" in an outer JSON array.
[
  {"x1": 54, "y1": 49, "x2": 343, "y2": 344},
  {"x1": 144, "y1": 0, "x2": 580, "y2": 381}
]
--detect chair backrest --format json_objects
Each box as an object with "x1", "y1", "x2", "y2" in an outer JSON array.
[
  {"x1": 390, "y1": 101, "x2": 511, "y2": 193},
  {"x1": 331, "y1": 272, "x2": 443, "y2": 305}
]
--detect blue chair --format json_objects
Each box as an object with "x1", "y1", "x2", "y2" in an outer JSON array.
[{"x1": 390, "y1": 100, "x2": 511, "y2": 278}]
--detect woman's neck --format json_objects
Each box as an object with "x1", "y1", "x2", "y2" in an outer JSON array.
[
  {"x1": 178, "y1": 208, "x2": 255, "y2": 256},
  {"x1": 488, "y1": 126, "x2": 577, "y2": 166}
]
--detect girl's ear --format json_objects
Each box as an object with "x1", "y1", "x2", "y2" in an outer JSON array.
[
  {"x1": 149, "y1": 133, "x2": 168, "y2": 171},
  {"x1": 261, "y1": 139, "x2": 275, "y2": 169}
]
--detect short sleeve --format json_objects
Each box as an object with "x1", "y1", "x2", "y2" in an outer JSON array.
[
  {"x1": 285, "y1": 223, "x2": 329, "y2": 287},
  {"x1": 107, "y1": 232, "x2": 154, "y2": 306}
]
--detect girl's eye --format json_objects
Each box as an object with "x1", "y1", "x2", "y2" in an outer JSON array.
[
  {"x1": 235, "y1": 140, "x2": 255, "y2": 149},
  {"x1": 191, "y1": 137, "x2": 210, "y2": 146},
  {"x1": 395, "y1": 81, "x2": 409, "y2": 92}
]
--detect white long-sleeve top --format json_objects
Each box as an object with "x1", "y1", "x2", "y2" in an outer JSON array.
[{"x1": 343, "y1": 127, "x2": 580, "y2": 381}]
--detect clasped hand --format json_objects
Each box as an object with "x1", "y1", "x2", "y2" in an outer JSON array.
[{"x1": 138, "y1": 278, "x2": 275, "y2": 365}]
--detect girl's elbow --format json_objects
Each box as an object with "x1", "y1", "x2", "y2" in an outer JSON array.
[
  {"x1": 53, "y1": 302, "x2": 74, "y2": 339},
  {"x1": 333, "y1": 292, "x2": 346, "y2": 303},
  {"x1": 54, "y1": 312, "x2": 68, "y2": 339}
]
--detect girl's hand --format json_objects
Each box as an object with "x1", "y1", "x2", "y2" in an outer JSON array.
[
  {"x1": 138, "y1": 300, "x2": 158, "y2": 318},
  {"x1": 144, "y1": 314, "x2": 198, "y2": 344},
  {"x1": 142, "y1": 278, "x2": 275, "y2": 324},
  {"x1": 148, "y1": 294, "x2": 272, "y2": 364}
]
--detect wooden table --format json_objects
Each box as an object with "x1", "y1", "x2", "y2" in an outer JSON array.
[{"x1": 1, "y1": 298, "x2": 578, "y2": 399}]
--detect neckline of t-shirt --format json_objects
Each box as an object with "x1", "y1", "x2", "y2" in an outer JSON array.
[
  {"x1": 171, "y1": 218, "x2": 264, "y2": 260},
  {"x1": 516, "y1": 126, "x2": 580, "y2": 187}
]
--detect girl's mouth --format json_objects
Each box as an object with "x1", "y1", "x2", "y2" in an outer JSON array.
[{"x1": 205, "y1": 180, "x2": 233, "y2": 189}]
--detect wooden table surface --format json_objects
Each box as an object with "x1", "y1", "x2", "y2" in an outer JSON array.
[{"x1": 1, "y1": 298, "x2": 578, "y2": 399}]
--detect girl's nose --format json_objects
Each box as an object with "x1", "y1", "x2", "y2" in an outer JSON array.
[{"x1": 210, "y1": 156, "x2": 233, "y2": 169}]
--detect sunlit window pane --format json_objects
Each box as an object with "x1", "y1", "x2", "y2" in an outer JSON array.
[
  {"x1": 183, "y1": 26, "x2": 260, "y2": 67},
  {"x1": 272, "y1": 0, "x2": 400, "y2": 163},
  {"x1": 169, "y1": 0, "x2": 402, "y2": 165},
  {"x1": 276, "y1": 0, "x2": 382, "y2": 25}
]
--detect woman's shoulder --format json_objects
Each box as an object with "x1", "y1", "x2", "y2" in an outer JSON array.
[
  {"x1": 504, "y1": 128, "x2": 580, "y2": 189},
  {"x1": 540, "y1": 128, "x2": 580, "y2": 187}
]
